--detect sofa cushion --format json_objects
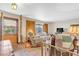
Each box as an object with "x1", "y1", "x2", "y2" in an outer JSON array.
[{"x1": 62, "y1": 35, "x2": 72, "y2": 42}]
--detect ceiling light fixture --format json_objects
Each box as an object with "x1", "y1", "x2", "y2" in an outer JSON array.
[{"x1": 11, "y1": 3, "x2": 17, "y2": 10}]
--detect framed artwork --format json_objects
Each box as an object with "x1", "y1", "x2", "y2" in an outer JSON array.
[{"x1": 36, "y1": 24, "x2": 43, "y2": 35}]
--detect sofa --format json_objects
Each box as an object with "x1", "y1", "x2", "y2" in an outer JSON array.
[{"x1": 55, "y1": 34, "x2": 74, "y2": 49}]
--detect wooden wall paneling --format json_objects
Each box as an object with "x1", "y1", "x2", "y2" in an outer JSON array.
[
  {"x1": 43, "y1": 24, "x2": 48, "y2": 33},
  {"x1": 2, "y1": 34, "x2": 17, "y2": 43},
  {"x1": 0, "y1": 12, "x2": 3, "y2": 41},
  {"x1": 26, "y1": 20, "x2": 35, "y2": 37}
]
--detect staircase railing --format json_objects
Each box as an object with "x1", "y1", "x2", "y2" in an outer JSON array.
[{"x1": 41, "y1": 42, "x2": 79, "y2": 56}]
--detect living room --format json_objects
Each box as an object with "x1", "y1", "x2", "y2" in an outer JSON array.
[{"x1": 0, "y1": 3, "x2": 79, "y2": 56}]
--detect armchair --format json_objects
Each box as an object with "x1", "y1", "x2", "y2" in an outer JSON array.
[{"x1": 0, "y1": 40, "x2": 14, "y2": 56}]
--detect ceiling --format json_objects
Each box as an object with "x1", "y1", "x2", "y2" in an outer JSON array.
[{"x1": 0, "y1": 3, "x2": 79, "y2": 22}]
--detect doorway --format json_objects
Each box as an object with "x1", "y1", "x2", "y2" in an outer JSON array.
[{"x1": 2, "y1": 16, "x2": 18, "y2": 43}]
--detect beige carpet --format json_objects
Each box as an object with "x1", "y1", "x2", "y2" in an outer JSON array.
[
  {"x1": 12, "y1": 43, "x2": 79, "y2": 56},
  {"x1": 14, "y1": 47, "x2": 42, "y2": 56}
]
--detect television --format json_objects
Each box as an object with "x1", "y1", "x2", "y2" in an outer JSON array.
[{"x1": 56, "y1": 28, "x2": 64, "y2": 33}]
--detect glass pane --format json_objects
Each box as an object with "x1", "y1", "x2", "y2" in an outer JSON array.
[{"x1": 2, "y1": 19, "x2": 17, "y2": 35}]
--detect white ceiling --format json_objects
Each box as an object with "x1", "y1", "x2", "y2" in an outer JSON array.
[{"x1": 0, "y1": 3, "x2": 79, "y2": 22}]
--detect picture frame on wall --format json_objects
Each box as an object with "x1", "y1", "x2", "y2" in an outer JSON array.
[{"x1": 35, "y1": 24, "x2": 43, "y2": 35}]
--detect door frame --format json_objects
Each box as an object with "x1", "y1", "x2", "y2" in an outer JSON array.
[{"x1": 1, "y1": 12, "x2": 19, "y2": 43}]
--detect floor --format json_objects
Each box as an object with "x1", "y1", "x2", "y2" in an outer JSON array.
[
  {"x1": 13, "y1": 43, "x2": 43, "y2": 56},
  {"x1": 12, "y1": 43, "x2": 79, "y2": 56},
  {"x1": 14, "y1": 47, "x2": 42, "y2": 56}
]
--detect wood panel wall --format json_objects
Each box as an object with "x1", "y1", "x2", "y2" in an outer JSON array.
[
  {"x1": 26, "y1": 20, "x2": 35, "y2": 36},
  {"x1": 3, "y1": 34, "x2": 17, "y2": 43},
  {"x1": 43, "y1": 24, "x2": 48, "y2": 33},
  {"x1": 0, "y1": 12, "x2": 2, "y2": 41}
]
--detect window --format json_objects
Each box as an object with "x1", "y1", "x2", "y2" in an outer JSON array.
[{"x1": 2, "y1": 19, "x2": 17, "y2": 35}]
